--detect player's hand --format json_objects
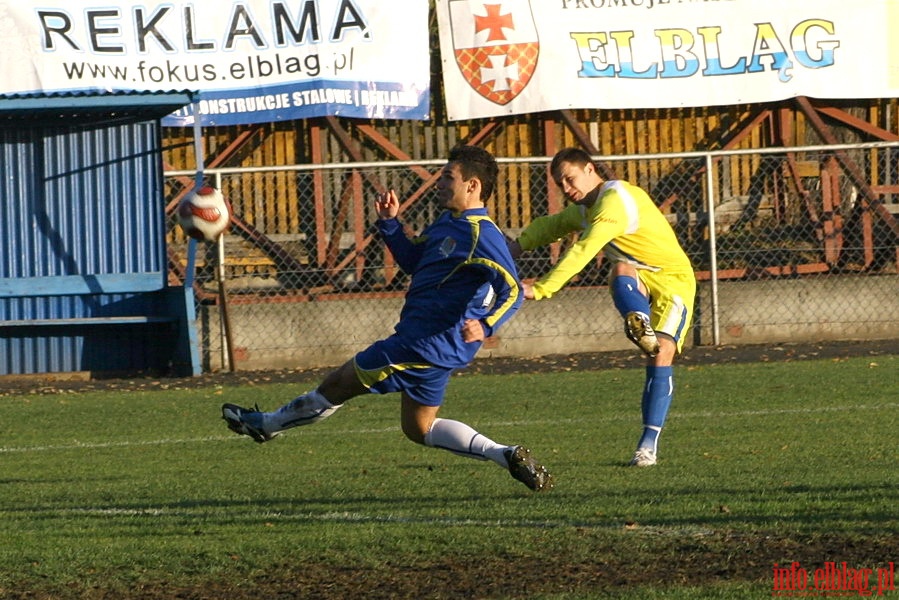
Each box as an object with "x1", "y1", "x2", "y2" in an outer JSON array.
[
  {"x1": 522, "y1": 282, "x2": 536, "y2": 299},
  {"x1": 375, "y1": 190, "x2": 400, "y2": 220},
  {"x1": 461, "y1": 318, "x2": 486, "y2": 343}
]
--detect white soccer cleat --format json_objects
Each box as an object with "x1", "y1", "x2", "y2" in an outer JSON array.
[{"x1": 629, "y1": 447, "x2": 657, "y2": 467}]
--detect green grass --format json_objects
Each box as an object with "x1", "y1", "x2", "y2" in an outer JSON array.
[{"x1": 1, "y1": 354, "x2": 897, "y2": 598}]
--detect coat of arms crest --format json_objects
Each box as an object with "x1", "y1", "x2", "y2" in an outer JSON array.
[{"x1": 447, "y1": 0, "x2": 539, "y2": 105}]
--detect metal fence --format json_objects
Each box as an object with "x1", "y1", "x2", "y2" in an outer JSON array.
[{"x1": 165, "y1": 142, "x2": 899, "y2": 371}]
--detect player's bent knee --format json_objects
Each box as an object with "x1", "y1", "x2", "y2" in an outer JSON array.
[
  {"x1": 401, "y1": 421, "x2": 428, "y2": 445},
  {"x1": 653, "y1": 335, "x2": 678, "y2": 365},
  {"x1": 400, "y1": 394, "x2": 438, "y2": 445},
  {"x1": 401, "y1": 410, "x2": 432, "y2": 445}
]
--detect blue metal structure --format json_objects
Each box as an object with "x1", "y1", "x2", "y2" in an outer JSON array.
[{"x1": 0, "y1": 93, "x2": 200, "y2": 376}]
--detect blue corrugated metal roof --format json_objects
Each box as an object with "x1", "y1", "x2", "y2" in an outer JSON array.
[
  {"x1": 0, "y1": 90, "x2": 194, "y2": 120},
  {"x1": 0, "y1": 89, "x2": 194, "y2": 102}
]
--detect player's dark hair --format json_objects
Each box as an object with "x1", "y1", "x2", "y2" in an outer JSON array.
[
  {"x1": 550, "y1": 147, "x2": 595, "y2": 182},
  {"x1": 448, "y1": 145, "x2": 499, "y2": 200}
]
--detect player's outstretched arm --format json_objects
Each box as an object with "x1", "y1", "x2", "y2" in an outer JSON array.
[{"x1": 375, "y1": 189, "x2": 421, "y2": 273}]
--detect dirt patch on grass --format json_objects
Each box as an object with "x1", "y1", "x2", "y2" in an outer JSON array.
[{"x1": 9, "y1": 531, "x2": 897, "y2": 599}]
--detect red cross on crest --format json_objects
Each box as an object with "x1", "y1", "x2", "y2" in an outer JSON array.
[{"x1": 447, "y1": 0, "x2": 539, "y2": 106}]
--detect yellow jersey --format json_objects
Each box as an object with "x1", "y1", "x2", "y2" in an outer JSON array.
[{"x1": 518, "y1": 180, "x2": 693, "y2": 300}]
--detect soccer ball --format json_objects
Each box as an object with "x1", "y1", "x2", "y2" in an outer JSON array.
[{"x1": 177, "y1": 186, "x2": 231, "y2": 242}]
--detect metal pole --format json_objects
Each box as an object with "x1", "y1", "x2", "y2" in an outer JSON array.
[
  {"x1": 216, "y1": 231, "x2": 237, "y2": 372},
  {"x1": 705, "y1": 154, "x2": 721, "y2": 346},
  {"x1": 213, "y1": 172, "x2": 237, "y2": 372}
]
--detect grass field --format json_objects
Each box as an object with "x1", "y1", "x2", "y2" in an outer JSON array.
[{"x1": 1, "y1": 353, "x2": 897, "y2": 599}]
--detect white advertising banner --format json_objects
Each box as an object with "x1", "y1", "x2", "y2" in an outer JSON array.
[
  {"x1": 0, "y1": 0, "x2": 430, "y2": 125},
  {"x1": 437, "y1": 0, "x2": 899, "y2": 121}
]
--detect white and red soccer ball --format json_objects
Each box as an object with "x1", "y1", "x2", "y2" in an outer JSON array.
[{"x1": 176, "y1": 186, "x2": 231, "y2": 242}]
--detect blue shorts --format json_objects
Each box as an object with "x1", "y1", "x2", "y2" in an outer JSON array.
[{"x1": 352, "y1": 335, "x2": 453, "y2": 407}]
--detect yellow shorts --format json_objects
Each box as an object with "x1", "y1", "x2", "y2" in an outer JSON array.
[{"x1": 635, "y1": 268, "x2": 696, "y2": 353}]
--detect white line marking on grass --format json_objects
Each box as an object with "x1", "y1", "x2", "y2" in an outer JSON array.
[
  {"x1": 22, "y1": 506, "x2": 715, "y2": 536},
  {"x1": 0, "y1": 435, "x2": 237, "y2": 453},
  {"x1": 310, "y1": 512, "x2": 719, "y2": 537},
  {"x1": 65, "y1": 507, "x2": 170, "y2": 516},
  {"x1": 672, "y1": 402, "x2": 899, "y2": 419},
  {"x1": 0, "y1": 428, "x2": 401, "y2": 453},
  {"x1": 1, "y1": 402, "x2": 896, "y2": 454}
]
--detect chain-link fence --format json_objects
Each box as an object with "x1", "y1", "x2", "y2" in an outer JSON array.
[{"x1": 165, "y1": 142, "x2": 899, "y2": 371}]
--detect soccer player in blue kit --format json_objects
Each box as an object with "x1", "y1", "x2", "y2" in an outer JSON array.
[{"x1": 223, "y1": 145, "x2": 553, "y2": 492}]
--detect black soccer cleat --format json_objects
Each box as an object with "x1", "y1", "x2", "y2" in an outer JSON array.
[
  {"x1": 221, "y1": 403, "x2": 279, "y2": 443},
  {"x1": 504, "y1": 445, "x2": 554, "y2": 492}
]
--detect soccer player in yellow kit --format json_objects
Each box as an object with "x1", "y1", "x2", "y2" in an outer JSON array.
[{"x1": 508, "y1": 148, "x2": 696, "y2": 467}]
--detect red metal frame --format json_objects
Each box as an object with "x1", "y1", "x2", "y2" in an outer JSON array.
[{"x1": 175, "y1": 101, "x2": 898, "y2": 301}]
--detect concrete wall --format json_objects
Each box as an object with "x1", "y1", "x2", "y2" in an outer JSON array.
[
  {"x1": 200, "y1": 274, "x2": 899, "y2": 371},
  {"x1": 697, "y1": 275, "x2": 899, "y2": 346}
]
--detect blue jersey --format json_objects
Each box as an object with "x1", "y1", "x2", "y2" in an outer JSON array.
[{"x1": 377, "y1": 208, "x2": 522, "y2": 369}]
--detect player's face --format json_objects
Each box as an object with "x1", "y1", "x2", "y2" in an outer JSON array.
[
  {"x1": 436, "y1": 162, "x2": 475, "y2": 212},
  {"x1": 555, "y1": 161, "x2": 599, "y2": 204}
]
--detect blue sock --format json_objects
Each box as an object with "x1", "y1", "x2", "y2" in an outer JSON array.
[
  {"x1": 638, "y1": 366, "x2": 674, "y2": 453},
  {"x1": 611, "y1": 276, "x2": 651, "y2": 317}
]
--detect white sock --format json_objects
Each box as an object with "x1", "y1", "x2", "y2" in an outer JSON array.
[
  {"x1": 265, "y1": 389, "x2": 339, "y2": 432},
  {"x1": 423, "y1": 418, "x2": 510, "y2": 467}
]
